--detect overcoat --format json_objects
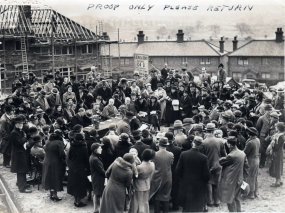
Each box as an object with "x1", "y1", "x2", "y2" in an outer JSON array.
[
  {"x1": 89, "y1": 153, "x2": 105, "y2": 196},
  {"x1": 175, "y1": 148, "x2": 210, "y2": 212},
  {"x1": 150, "y1": 149, "x2": 173, "y2": 201},
  {"x1": 244, "y1": 136, "x2": 260, "y2": 192},
  {"x1": 0, "y1": 114, "x2": 13, "y2": 154},
  {"x1": 100, "y1": 157, "x2": 133, "y2": 213},
  {"x1": 42, "y1": 139, "x2": 66, "y2": 191},
  {"x1": 219, "y1": 148, "x2": 248, "y2": 204},
  {"x1": 10, "y1": 127, "x2": 29, "y2": 173},
  {"x1": 67, "y1": 140, "x2": 90, "y2": 198}
]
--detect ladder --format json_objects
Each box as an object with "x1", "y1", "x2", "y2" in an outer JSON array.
[
  {"x1": 20, "y1": 36, "x2": 28, "y2": 73},
  {"x1": 98, "y1": 20, "x2": 112, "y2": 78}
]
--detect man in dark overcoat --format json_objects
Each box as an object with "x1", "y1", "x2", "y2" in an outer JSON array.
[
  {"x1": 10, "y1": 115, "x2": 32, "y2": 193},
  {"x1": 0, "y1": 105, "x2": 14, "y2": 167},
  {"x1": 175, "y1": 136, "x2": 210, "y2": 212}
]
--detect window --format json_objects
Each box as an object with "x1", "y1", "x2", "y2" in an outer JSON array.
[
  {"x1": 279, "y1": 73, "x2": 284, "y2": 80},
  {"x1": 200, "y1": 58, "x2": 211, "y2": 65},
  {"x1": 55, "y1": 47, "x2": 61, "y2": 55},
  {"x1": 32, "y1": 47, "x2": 40, "y2": 54},
  {"x1": 0, "y1": 41, "x2": 3, "y2": 50},
  {"x1": 238, "y1": 57, "x2": 248, "y2": 65},
  {"x1": 125, "y1": 58, "x2": 130, "y2": 65},
  {"x1": 15, "y1": 40, "x2": 21, "y2": 50},
  {"x1": 281, "y1": 58, "x2": 284, "y2": 66},
  {"x1": 261, "y1": 73, "x2": 271, "y2": 79},
  {"x1": 120, "y1": 59, "x2": 124, "y2": 65},
  {"x1": 232, "y1": 72, "x2": 242, "y2": 81},
  {"x1": 41, "y1": 47, "x2": 50, "y2": 55},
  {"x1": 164, "y1": 57, "x2": 168, "y2": 64},
  {"x1": 62, "y1": 46, "x2": 73, "y2": 55},
  {"x1": 59, "y1": 67, "x2": 73, "y2": 79},
  {"x1": 0, "y1": 64, "x2": 4, "y2": 79},
  {"x1": 262, "y1": 57, "x2": 268, "y2": 65},
  {"x1": 82, "y1": 44, "x2": 93, "y2": 54},
  {"x1": 182, "y1": 57, "x2": 187, "y2": 64}
]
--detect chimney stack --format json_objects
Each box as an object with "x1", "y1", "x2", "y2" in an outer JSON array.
[
  {"x1": 22, "y1": 5, "x2": 32, "y2": 22},
  {"x1": 177, "y1": 30, "x2": 184, "y2": 43},
  {"x1": 232, "y1": 36, "x2": 238, "y2": 51},
  {"x1": 137, "y1": 31, "x2": 145, "y2": 44},
  {"x1": 275, "y1": 28, "x2": 284, "y2": 42},
  {"x1": 102, "y1": 32, "x2": 110, "y2": 40},
  {"x1": 219, "y1": 37, "x2": 225, "y2": 53}
]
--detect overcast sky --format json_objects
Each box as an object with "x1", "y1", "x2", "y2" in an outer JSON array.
[{"x1": 34, "y1": 0, "x2": 285, "y2": 22}]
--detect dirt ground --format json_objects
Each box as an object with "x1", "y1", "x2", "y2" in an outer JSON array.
[{"x1": 0, "y1": 154, "x2": 285, "y2": 213}]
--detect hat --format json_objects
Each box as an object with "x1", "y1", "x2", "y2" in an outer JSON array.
[
  {"x1": 133, "y1": 72, "x2": 140, "y2": 76},
  {"x1": 120, "y1": 133, "x2": 129, "y2": 141},
  {"x1": 146, "y1": 83, "x2": 151, "y2": 87},
  {"x1": 131, "y1": 92, "x2": 137, "y2": 96},
  {"x1": 233, "y1": 123, "x2": 243, "y2": 131},
  {"x1": 193, "y1": 136, "x2": 203, "y2": 145},
  {"x1": 264, "y1": 104, "x2": 273, "y2": 111},
  {"x1": 205, "y1": 123, "x2": 216, "y2": 131},
  {"x1": 159, "y1": 137, "x2": 169, "y2": 147},
  {"x1": 232, "y1": 104, "x2": 239, "y2": 109},
  {"x1": 173, "y1": 120, "x2": 183, "y2": 130},
  {"x1": 165, "y1": 132, "x2": 174, "y2": 141},
  {"x1": 73, "y1": 124, "x2": 83, "y2": 133},
  {"x1": 91, "y1": 143, "x2": 103, "y2": 152},
  {"x1": 32, "y1": 135, "x2": 42, "y2": 143},
  {"x1": 218, "y1": 63, "x2": 224, "y2": 68},
  {"x1": 198, "y1": 105, "x2": 205, "y2": 110},
  {"x1": 201, "y1": 67, "x2": 206, "y2": 71},
  {"x1": 74, "y1": 133, "x2": 84, "y2": 141},
  {"x1": 133, "y1": 130, "x2": 142, "y2": 140},
  {"x1": 193, "y1": 124, "x2": 203, "y2": 132},
  {"x1": 150, "y1": 95, "x2": 157, "y2": 100},
  {"x1": 36, "y1": 107, "x2": 44, "y2": 114},
  {"x1": 156, "y1": 132, "x2": 165, "y2": 140},
  {"x1": 246, "y1": 127, "x2": 258, "y2": 136},
  {"x1": 142, "y1": 129, "x2": 150, "y2": 138},
  {"x1": 157, "y1": 83, "x2": 163, "y2": 88},
  {"x1": 51, "y1": 88, "x2": 59, "y2": 94},
  {"x1": 270, "y1": 111, "x2": 281, "y2": 119},
  {"x1": 123, "y1": 153, "x2": 135, "y2": 164},
  {"x1": 109, "y1": 124, "x2": 116, "y2": 130},
  {"x1": 14, "y1": 115, "x2": 25, "y2": 124},
  {"x1": 183, "y1": 118, "x2": 193, "y2": 124},
  {"x1": 227, "y1": 136, "x2": 237, "y2": 146},
  {"x1": 224, "y1": 100, "x2": 233, "y2": 106},
  {"x1": 234, "y1": 110, "x2": 242, "y2": 117},
  {"x1": 247, "y1": 96, "x2": 255, "y2": 102}
]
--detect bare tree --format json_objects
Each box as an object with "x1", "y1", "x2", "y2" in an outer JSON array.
[
  {"x1": 209, "y1": 25, "x2": 221, "y2": 38},
  {"x1": 235, "y1": 23, "x2": 253, "y2": 37}
]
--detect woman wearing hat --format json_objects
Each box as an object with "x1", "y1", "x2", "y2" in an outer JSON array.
[
  {"x1": 100, "y1": 153, "x2": 135, "y2": 213},
  {"x1": 244, "y1": 127, "x2": 260, "y2": 199},
  {"x1": 89, "y1": 143, "x2": 105, "y2": 213},
  {"x1": 42, "y1": 133, "x2": 66, "y2": 201},
  {"x1": 67, "y1": 133, "x2": 90, "y2": 207},
  {"x1": 268, "y1": 122, "x2": 285, "y2": 187},
  {"x1": 154, "y1": 83, "x2": 167, "y2": 122},
  {"x1": 148, "y1": 95, "x2": 161, "y2": 131}
]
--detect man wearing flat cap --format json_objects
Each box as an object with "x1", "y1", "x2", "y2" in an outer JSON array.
[
  {"x1": 201, "y1": 123, "x2": 226, "y2": 207},
  {"x1": 256, "y1": 104, "x2": 273, "y2": 168},
  {"x1": 176, "y1": 135, "x2": 210, "y2": 212},
  {"x1": 10, "y1": 115, "x2": 32, "y2": 193}
]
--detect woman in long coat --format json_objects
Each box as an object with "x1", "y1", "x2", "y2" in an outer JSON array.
[
  {"x1": 100, "y1": 153, "x2": 134, "y2": 213},
  {"x1": 89, "y1": 143, "x2": 105, "y2": 213},
  {"x1": 268, "y1": 122, "x2": 285, "y2": 187},
  {"x1": 42, "y1": 133, "x2": 66, "y2": 201},
  {"x1": 67, "y1": 133, "x2": 90, "y2": 207},
  {"x1": 130, "y1": 149, "x2": 155, "y2": 213}
]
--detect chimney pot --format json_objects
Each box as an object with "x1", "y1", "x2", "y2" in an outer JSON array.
[
  {"x1": 219, "y1": 37, "x2": 225, "y2": 53},
  {"x1": 137, "y1": 31, "x2": 145, "y2": 44},
  {"x1": 177, "y1": 29, "x2": 184, "y2": 43},
  {"x1": 232, "y1": 36, "x2": 238, "y2": 51},
  {"x1": 276, "y1": 27, "x2": 283, "y2": 42}
]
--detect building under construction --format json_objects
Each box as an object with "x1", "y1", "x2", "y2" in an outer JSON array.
[{"x1": 0, "y1": 5, "x2": 113, "y2": 92}]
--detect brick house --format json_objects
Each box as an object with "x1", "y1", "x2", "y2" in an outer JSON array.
[
  {"x1": 102, "y1": 30, "x2": 226, "y2": 78},
  {"x1": 228, "y1": 28, "x2": 284, "y2": 83}
]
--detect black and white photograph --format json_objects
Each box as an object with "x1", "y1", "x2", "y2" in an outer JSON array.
[{"x1": 0, "y1": 0, "x2": 284, "y2": 212}]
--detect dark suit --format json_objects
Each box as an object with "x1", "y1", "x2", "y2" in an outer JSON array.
[
  {"x1": 176, "y1": 148, "x2": 210, "y2": 212},
  {"x1": 10, "y1": 127, "x2": 29, "y2": 191}
]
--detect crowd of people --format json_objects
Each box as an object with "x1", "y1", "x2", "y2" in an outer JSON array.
[{"x1": 0, "y1": 63, "x2": 284, "y2": 213}]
